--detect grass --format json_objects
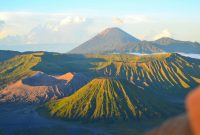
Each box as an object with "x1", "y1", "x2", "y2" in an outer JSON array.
[{"x1": 0, "y1": 53, "x2": 42, "y2": 89}]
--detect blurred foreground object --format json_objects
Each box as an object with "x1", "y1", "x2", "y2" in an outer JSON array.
[
  {"x1": 146, "y1": 86, "x2": 200, "y2": 135},
  {"x1": 186, "y1": 86, "x2": 200, "y2": 135}
]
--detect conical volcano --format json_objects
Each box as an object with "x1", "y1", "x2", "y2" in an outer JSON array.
[{"x1": 69, "y1": 27, "x2": 140, "y2": 54}]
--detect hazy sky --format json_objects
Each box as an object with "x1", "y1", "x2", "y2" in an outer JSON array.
[{"x1": 0, "y1": 0, "x2": 199, "y2": 52}]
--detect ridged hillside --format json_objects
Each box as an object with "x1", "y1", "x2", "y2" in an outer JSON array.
[
  {"x1": 93, "y1": 53, "x2": 200, "y2": 90},
  {"x1": 41, "y1": 78, "x2": 180, "y2": 121}
]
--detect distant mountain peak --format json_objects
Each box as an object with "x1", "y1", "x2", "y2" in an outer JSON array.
[
  {"x1": 96, "y1": 27, "x2": 139, "y2": 41},
  {"x1": 157, "y1": 37, "x2": 174, "y2": 40},
  {"x1": 155, "y1": 37, "x2": 176, "y2": 42},
  {"x1": 154, "y1": 37, "x2": 182, "y2": 45},
  {"x1": 98, "y1": 27, "x2": 126, "y2": 36},
  {"x1": 69, "y1": 27, "x2": 140, "y2": 54}
]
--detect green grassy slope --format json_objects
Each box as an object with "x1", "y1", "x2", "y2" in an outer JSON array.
[
  {"x1": 0, "y1": 53, "x2": 42, "y2": 88},
  {"x1": 41, "y1": 78, "x2": 181, "y2": 121}
]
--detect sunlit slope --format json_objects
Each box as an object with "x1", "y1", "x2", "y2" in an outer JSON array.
[
  {"x1": 0, "y1": 53, "x2": 42, "y2": 88},
  {"x1": 42, "y1": 78, "x2": 180, "y2": 121},
  {"x1": 92, "y1": 53, "x2": 200, "y2": 89}
]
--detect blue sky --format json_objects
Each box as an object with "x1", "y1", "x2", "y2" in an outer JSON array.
[
  {"x1": 0, "y1": 0, "x2": 199, "y2": 52},
  {"x1": 1, "y1": 0, "x2": 199, "y2": 16}
]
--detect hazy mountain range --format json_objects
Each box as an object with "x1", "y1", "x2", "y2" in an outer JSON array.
[{"x1": 69, "y1": 27, "x2": 200, "y2": 54}]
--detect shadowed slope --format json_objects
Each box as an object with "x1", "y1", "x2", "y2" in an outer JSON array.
[
  {"x1": 154, "y1": 37, "x2": 200, "y2": 54},
  {"x1": 118, "y1": 41, "x2": 163, "y2": 54},
  {"x1": 0, "y1": 50, "x2": 21, "y2": 62}
]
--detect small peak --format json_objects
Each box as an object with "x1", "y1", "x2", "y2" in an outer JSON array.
[
  {"x1": 155, "y1": 37, "x2": 175, "y2": 41},
  {"x1": 104, "y1": 27, "x2": 122, "y2": 31},
  {"x1": 34, "y1": 71, "x2": 45, "y2": 76},
  {"x1": 13, "y1": 80, "x2": 23, "y2": 87},
  {"x1": 154, "y1": 37, "x2": 178, "y2": 45},
  {"x1": 98, "y1": 27, "x2": 124, "y2": 36},
  {"x1": 55, "y1": 72, "x2": 74, "y2": 82}
]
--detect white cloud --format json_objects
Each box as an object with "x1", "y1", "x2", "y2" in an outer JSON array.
[
  {"x1": 124, "y1": 15, "x2": 149, "y2": 23},
  {"x1": 0, "y1": 20, "x2": 5, "y2": 27},
  {"x1": 154, "y1": 29, "x2": 172, "y2": 40},
  {"x1": 113, "y1": 17, "x2": 124, "y2": 25},
  {"x1": 0, "y1": 20, "x2": 10, "y2": 39},
  {"x1": 0, "y1": 35, "x2": 25, "y2": 45},
  {"x1": 113, "y1": 15, "x2": 150, "y2": 25},
  {"x1": 0, "y1": 12, "x2": 89, "y2": 45},
  {"x1": 0, "y1": 20, "x2": 5, "y2": 35},
  {"x1": 60, "y1": 16, "x2": 86, "y2": 25},
  {"x1": 25, "y1": 18, "x2": 90, "y2": 45}
]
